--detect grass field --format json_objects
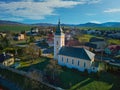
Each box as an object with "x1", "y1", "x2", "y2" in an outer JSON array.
[
  {"x1": 18, "y1": 57, "x2": 120, "y2": 90},
  {"x1": 78, "y1": 34, "x2": 104, "y2": 43},
  {"x1": 77, "y1": 34, "x2": 120, "y2": 45},
  {"x1": 78, "y1": 27, "x2": 120, "y2": 31},
  {"x1": 108, "y1": 39, "x2": 120, "y2": 45},
  {"x1": 59, "y1": 68, "x2": 118, "y2": 90},
  {"x1": 0, "y1": 25, "x2": 32, "y2": 32},
  {"x1": 18, "y1": 57, "x2": 50, "y2": 71}
]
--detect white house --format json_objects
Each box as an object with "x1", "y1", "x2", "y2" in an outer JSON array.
[{"x1": 54, "y1": 20, "x2": 98, "y2": 72}]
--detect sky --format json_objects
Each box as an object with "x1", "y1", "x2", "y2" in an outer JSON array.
[{"x1": 0, "y1": 0, "x2": 120, "y2": 24}]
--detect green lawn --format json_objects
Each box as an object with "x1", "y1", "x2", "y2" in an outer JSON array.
[
  {"x1": 11, "y1": 39, "x2": 27, "y2": 45},
  {"x1": 78, "y1": 34, "x2": 120, "y2": 45},
  {"x1": 108, "y1": 39, "x2": 120, "y2": 45},
  {"x1": 18, "y1": 57, "x2": 50, "y2": 71},
  {"x1": 0, "y1": 25, "x2": 32, "y2": 32},
  {"x1": 18, "y1": 57, "x2": 120, "y2": 90},
  {"x1": 78, "y1": 34, "x2": 103, "y2": 43},
  {"x1": 78, "y1": 34, "x2": 94, "y2": 42},
  {"x1": 59, "y1": 67, "x2": 115, "y2": 90},
  {"x1": 78, "y1": 27, "x2": 120, "y2": 31}
]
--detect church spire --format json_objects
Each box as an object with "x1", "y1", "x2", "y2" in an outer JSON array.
[
  {"x1": 58, "y1": 18, "x2": 60, "y2": 25},
  {"x1": 55, "y1": 19, "x2": 63, "y2": 35}
]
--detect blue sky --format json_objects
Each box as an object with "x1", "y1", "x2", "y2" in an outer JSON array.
[{"x1": 0, "y1": 0, "x2": 120, "y2": 24}]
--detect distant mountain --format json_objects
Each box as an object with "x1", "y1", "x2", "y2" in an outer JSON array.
[
  {"x1": 0, "y1": 20, "x2": 26, "y2": 25},
  {"x1": 77, "y1": 22, "x2": 102, "y2": 27},
  {"x1": 31, "y1": 23, "x2": 55, "y2": 26},
  {"x1": 33, "y1": 22, "x2": 120, "y2": 27},
  {"x1": 101, "y1": 22, "x2": 120, "y2": 27},
  {"x1": 31, "y1": 23, "x2": 77, "y2": 27},
  {"x1": 77, "y1": 22, "x2": 120, "y2": 27},
  {"x1": 0, "y1": 20, "x2": 120, "y2": 27}
]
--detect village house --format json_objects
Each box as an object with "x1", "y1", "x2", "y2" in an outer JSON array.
[
  {"x1": 0, "y1": 32, "x2": 6, "y2": 37},
  {"x1": 65, "y1": 39, "x2": 80, "y2": 47},
  {"x1": 0, "y1": 53, "x2": 14, "y2": 66},
  {"x1": 105, "y1": 45, "x2": 120, "y2": 55},
  {"x1": 13, "y1": 34, "x2": 25, "y2": 40},
  {"x1": 26, "y1": 27, "x2": 39, "y2": 36},
  {"x1": 54, "y1": 20, "x2": 98, "y2": 72},
  {"x1": 46, "y1": 32, "x2": 54, "y2": 47},
  {"x1": 85, "y1": 37, "x2": 107, "y2": 52}
]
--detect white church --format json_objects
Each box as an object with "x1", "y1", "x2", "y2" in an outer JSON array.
[{"x1": 54, "y1": 20, "x2": 98, "y2": 72}]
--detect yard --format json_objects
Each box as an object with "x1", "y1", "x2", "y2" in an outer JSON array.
[
  {"x1": 17, "y1": 57, "x2": 120, "y2": 90},
  {"x1": 60, "y1": 69, "x2": 119, "y2": 90},
  {"x1": 18, "y1": 56, "x2": 50, "y2": 71}
]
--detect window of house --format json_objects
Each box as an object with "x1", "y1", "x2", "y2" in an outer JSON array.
[
  {"x1": 57, "y1": 41, "x2": 58, "y2": 45},
  {"x1": 72, "y1": 59, "x2": 74, "y2": 64},
  {"x1": 78, "y1": 60, "x2": 80, "y2": 66},
  {"x1": 62, "y1": 57, "x2": 63, "y2": 62},
  {"x1": 67, "y1": 58, "x2": 68, "y2": 63},
  {"x1": 84, "y1": 62, "x2": 86, "y2": 67}
]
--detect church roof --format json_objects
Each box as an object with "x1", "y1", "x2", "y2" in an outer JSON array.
[
  {"x1": 55, "y1": 20, "x2": 64, "y2": 35},
  {"x1": 58, "y1": 46, "x2": 95, "y2": 60}
]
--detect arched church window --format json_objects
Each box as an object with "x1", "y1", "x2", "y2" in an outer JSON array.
[
  {"x1": 78, "y1": 60, "x2": 80, "y2": 66},
  {"x1": 62, "y1": 57, "x2": 63, "y2": 62},
  {"x1": 57, "y1": 41, "x2": 58, "y2": 45},
  {"x1": 67, "y1": 58, "x2": 68, "y2": 63},
  {"x1": 84, "y1": 62, "x2": 86, "y2": 67},
  {"x1": 72, "y1": 59, "x2": 74, "y2": 64}
]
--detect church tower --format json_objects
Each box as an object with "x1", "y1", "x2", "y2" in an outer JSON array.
[{"x1": 54, "y1": 20, "x2": 65, "y2": 60}]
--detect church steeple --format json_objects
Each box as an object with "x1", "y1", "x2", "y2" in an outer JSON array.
[
  {"x1": 55, "y1": 19, "x2": 63, "y2": 35},
  {"x1": 54, "y1": 19, "x2": 65, "y2": 60}
]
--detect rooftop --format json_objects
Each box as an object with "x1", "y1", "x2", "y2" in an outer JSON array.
[
  {"x1": 0, "y1": 54, "x2": 12, "y2": 63},
  {"x1": 59, "y1": 46, "x2": 95, "y2": 60}
]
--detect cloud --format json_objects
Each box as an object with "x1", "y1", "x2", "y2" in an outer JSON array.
[
  {"x1": 1, "y1": 17, "x2": 24, "y2": 21},
  {"x1": 0, "y1": 0, "x2": 101, "y2": 21},
  {"x1": 104, "y1": 8, "x2": 120, "y2": 13},
  {"x1": 78, "y1": 0, "x2": 101, "y2": 4},
  {"x1": 90, "y1": 20, "x2": 101, "y2": 24}
]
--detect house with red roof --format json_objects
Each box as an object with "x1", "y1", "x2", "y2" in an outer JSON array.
[{"x1": 105, "y1": 45, "x2": 120, "y2": 55}]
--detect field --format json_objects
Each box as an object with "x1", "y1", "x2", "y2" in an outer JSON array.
[
  {"x1": 18, "y1": 57, "x2": 120, "y2": 90},
  {"x1": 78, "y1": 26, "x2": 120, "y2": 31},
  {"x1": 77, "y1": 34, "x2": 120, "y2": 45},
  {"x1": 0, "y1": 25, "x2": 32, "y2": 32},
  {"x1": 108, "y1": 39, "x2": 120, "y2": 45}
]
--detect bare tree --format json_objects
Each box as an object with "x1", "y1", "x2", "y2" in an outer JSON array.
[
  {"x1": 25, "y1": 43, "x2": 42, "y2": 62},
  {"x1": 45, "y1": 60, "x2": 62, "y2": 80}
]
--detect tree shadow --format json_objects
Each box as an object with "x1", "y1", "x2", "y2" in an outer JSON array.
[
  {"x1": 70, "y1": 78, "x2": 93, "y2": 90},
  {"x1": 18, "y1": 57, "x2": 50, "y2": 71},
  {"x1": 94, "y1": 71, "x2": 120, "y2": 90}
]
